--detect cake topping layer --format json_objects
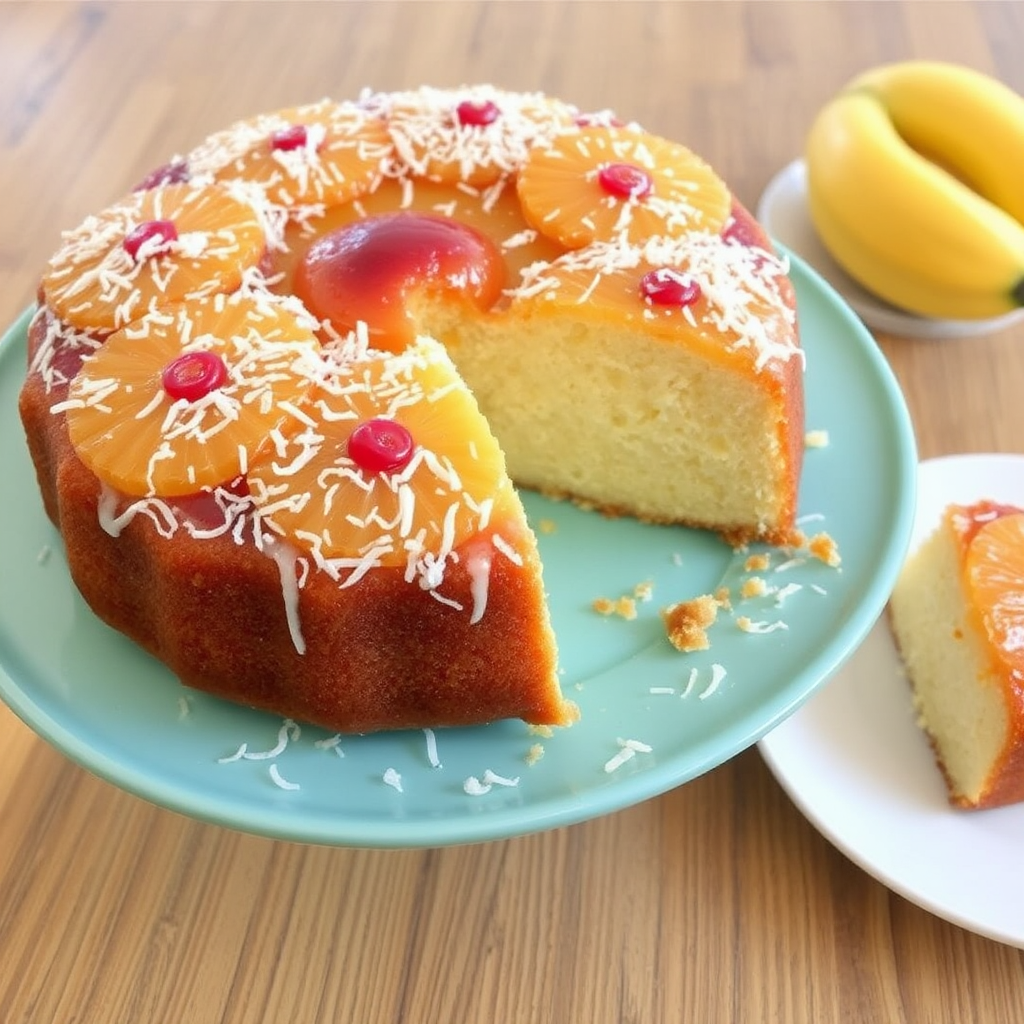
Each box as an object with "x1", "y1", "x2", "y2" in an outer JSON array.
[
  {"x1": 36, "y1": 84, "x2": 803, "y2": 576},
  {"x1": 246, "y1": 333, "x2": 510, "y2": 580},
  {"x1": 511, "y1": 231, "x2": 800, "y2": 371},
  {"x1": 957, "y1": 503, "x2": 1024, "y2": 682}
]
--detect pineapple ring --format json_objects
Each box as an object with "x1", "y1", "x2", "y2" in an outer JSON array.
[
  {"x1": 64, "y1": 292, "x2": 322, "y2": 497},
  {"x1": 370, "y1": 85, "x2": 577, "y2": 189},
  {"x1": 964, "y1": 510, "x2": 1024, "y2": 680},
  {"x1": 246, "y1": 336, "x2": 508, "y2": 570},
  {"x1": 517, "y1": 125, "x2": 733, "y2": 249},
  {"x1": 42, "y1": 182, "x2": 266, "y2": 334},
  {"x1": 511, "y1": 233, "x2": 799, "y2": 372},
  {"x1": 188, "y1": 99, "x2": 393, "y2": 209}
]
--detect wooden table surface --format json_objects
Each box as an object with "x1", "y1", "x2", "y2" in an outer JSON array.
[{"x1": 3, "y1": 2, "x2": 1024, "y2": 1021}]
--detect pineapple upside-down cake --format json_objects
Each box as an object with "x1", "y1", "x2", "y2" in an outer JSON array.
[{"x1": 19, "y1": 86, "x2": 803, "y2": 733}]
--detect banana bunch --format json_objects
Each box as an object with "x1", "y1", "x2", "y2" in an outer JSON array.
[{"x1": 805, "y1": 60, "x2": 1024, "y2": 321}]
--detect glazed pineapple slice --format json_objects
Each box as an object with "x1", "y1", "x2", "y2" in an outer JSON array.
[
  {"x1": 187, "y1": 99, "x2": 393, "y2": 209},
  {"x1": 42, "y1": 182, "x2": 266, "y2": 333},
  {"x1": 511, "y1": 232, "x2": 799, "y2": 370},
  {"x1": 62, "y1": 291, "x2": 322, "y2": 497},
  {"x1": 246, "y1": 334, "x2": 510, "y2": 580},
  {"x1": 963, "y1": 510, "x2": 1024, "y2": 675},
  {"x1": 517, "y1": 125, "x2": 732, "y2": 249},
  {"x1": 368, "y1": 85, "x2": 576, "y2": 189}
]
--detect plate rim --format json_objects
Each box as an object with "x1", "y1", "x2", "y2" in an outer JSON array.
[{"x1": 759, "y1": 452, "x2": 1024, "y2": 947}]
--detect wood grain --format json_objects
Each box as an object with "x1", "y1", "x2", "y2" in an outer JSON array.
[{"x1": 2, "y1": 2, "x2": 1024, "y2": 1021}]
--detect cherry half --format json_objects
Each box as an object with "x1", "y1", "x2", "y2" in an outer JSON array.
[
  {"x1": 574, "y1": 113, "x2": 626, "y2": 129},
  {"x1": 347, "y1": 418, "x2": 415, "y2": 473},
  {"x1": 456, "y1": 99, "x2": 500, "y2": 127},
  {"x1": 721, "y1": 198, "x2": 768, "y2": 249},
  {"x1": 161, "y1": 350, "x2": 229, "y2": 402},
  {"x1": 271, "y1": 124, "x2": 310, "y2": 152},
  {"x1": 597, "y1": 162, "x2": 653, "y2": 200},
  {"x1": 639, "y1": 268, "x2": 702, "y2": 307},
  {"x1": 133, "y1": 159, "x2": 190, "y2": 192},
  {"x1": 124, "y1": 219, "x2": 179, "y2": 262}
]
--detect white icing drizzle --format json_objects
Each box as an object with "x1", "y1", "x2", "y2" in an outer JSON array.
[
  {"x1": 467, "y1": 547, "x2": 493, "y2": 625},
  {"x1": 97, "y1": 483, "x2": 179, "y2": 539},
  {"x1": 265, "y1": 536, "x2": 307, "y2": 655}
]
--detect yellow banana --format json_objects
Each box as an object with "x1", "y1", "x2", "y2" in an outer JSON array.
[
  {"x1": 805, "y1": 61, "x2": 1024, "y2": 321},
  {"x1": 851, "y1": 61, "x2": 1024, "y2": 225}
]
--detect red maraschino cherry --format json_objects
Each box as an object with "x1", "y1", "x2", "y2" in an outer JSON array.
[
  {"x1": 347, "y1": 418, "x2": 415, "y2": 474},
  {"x1": 271, "y1": 124, "x2": 310, "y2": 151},
  {"x1": 574, "y1": 113, "x2": 626, "y2": 128},
  {"x1": 640, "y1": 268, "x2": 702, "y2": 307},
  {"x1": 123, "y1": 219, "x2": 179, "y2": 262},
  {"x1": 456, "y1": 99, "x2": 500, "y2": 127},
  {"x1": 598, "y1": 162, "x2": 653, "y2": 200},
  {"x1": 133, "y1": 159, "x2": 190, "y2": 192},
  {"x1": 161, "y1": 350, "x2": 229, "y2": 402}
]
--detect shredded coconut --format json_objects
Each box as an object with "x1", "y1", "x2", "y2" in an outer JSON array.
[
  {"x1": 241, "y1": 719, "x2": 301, "y2": 760},
  {"x1": 463, "y1": 768, "x2": 521, "y2": 795},
  {"x1": 697, "y1": 664, "x2": 728, "y2": 699},
  {"x1": 604, "y1": 737, "x2": 653, "y2": 773},
  {"x1": 423, "y1": 728, "x2": 442, "y2": 768},
  {"x1": 269, "y1": 763, "x2": 301, "y2": 791}
]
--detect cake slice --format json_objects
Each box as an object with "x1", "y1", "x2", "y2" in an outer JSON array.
[
  {"x1": 21, "y1": 298, "x2": 574, "y2": 733},
  {"x1": 889, "y1": 501, "x2": 1024, "y2": 808}
]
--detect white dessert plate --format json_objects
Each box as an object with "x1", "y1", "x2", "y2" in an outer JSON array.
[
  {"x1": 760, "y1": 453, "x2": 1024, "y2": 948},
  {"x1": 757, "y1": 159, "x2": 1024, "y2": 340},
  {"x1": 0, "y1": 251, "x2": 916, "y2": 848}
]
